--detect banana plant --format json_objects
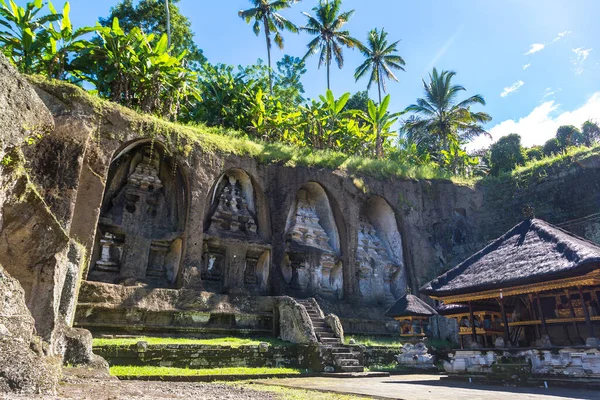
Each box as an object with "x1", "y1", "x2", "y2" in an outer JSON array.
[
  {"x1": 0, "y1": 0, "x2": 61, "y2": 73},
  {"x1": 359, "y1": 94, "x2": 404, "y2": 158},
  {"x1": 44, "y1": 1, "x2": 94, "y2": 79}
]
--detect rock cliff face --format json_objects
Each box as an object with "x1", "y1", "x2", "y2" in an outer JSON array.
[
  {"x1": 0, "y1": 53, "x2": 105, "y2": 394},
  {"x1": 3, "y1": 46, "x2": 600, "y2": 393}
]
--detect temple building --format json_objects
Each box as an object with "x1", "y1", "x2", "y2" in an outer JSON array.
[
  {"x1": 422, "y1": 218, "x2": 600, "y2": 349},
  {"x1": 385, "y1": 294, "x2": 437, "y2": 338}
]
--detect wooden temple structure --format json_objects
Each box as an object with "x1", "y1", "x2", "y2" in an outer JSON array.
[
  {"x1": 421, "y1": 218, "x2": 600, "y2": 348},
  {"x1": 385, "y1": 294, "x2": 438, "y2": 339}
]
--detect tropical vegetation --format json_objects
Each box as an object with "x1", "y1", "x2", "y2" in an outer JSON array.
[{"x1": 1, "y1": 0, "x2": 597, "y2": 181}]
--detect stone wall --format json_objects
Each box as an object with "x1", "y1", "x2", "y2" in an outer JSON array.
[{"x1": 94, "y1": 342, "x2": 396, "y2": 370}]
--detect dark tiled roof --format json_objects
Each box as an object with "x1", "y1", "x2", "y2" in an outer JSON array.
[
  {"x1": 385, "y1": 294, "x2": 438, "y2": 318},
  {"x1": 420, "y1": 218, "x2": 600, "y2": 297}
]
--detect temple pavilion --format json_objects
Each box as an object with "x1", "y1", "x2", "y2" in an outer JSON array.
[
  {"x1": 385, "y1": 294, "x2": 438, "y2": 338},
  {"x1": 421, "y1": 218, "x2": 600, "y2": 348}
]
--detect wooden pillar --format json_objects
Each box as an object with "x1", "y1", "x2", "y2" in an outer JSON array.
[
  {"x1": 498, "y1": 292, "x2": 511, "y2": 346},
  {"x1": 468, "y1": 301, "x2": 477, "y2": 346},
  {"x1": 535, "y1": 292, "x2": 550, "y2": 339},
  {"x1": 565, "y1": 289, "x2": 582, "y2": 343},
  {"x1": 578, "y1": 286, "x2": 596, "y2": 339},
  {"x1": 528, "y1": 294, "x2": 540, "y2": 340}
]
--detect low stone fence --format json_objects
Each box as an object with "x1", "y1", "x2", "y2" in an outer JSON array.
[
  {"x1": 94, "y1": 342, "x2": 401, "y2": 371},
  {"x1": 444, "y1": 348, "x2": 600, "y2": 379},
  {"x1": 363, "y1": 346, "x2": 400, "y2": 366}
]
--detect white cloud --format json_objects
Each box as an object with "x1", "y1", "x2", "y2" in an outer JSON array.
[
  {"x1": 524, "y1": 43, "x2": 545, "y2": 55},
  {"x1": 542, "y1": 87, "x2": 561, "y2": 101},
  {"x1": 468, "y1": 92, "x2": 600, "y2": 149},
  {"x1": 500, "y1": 80, "x2": 525, "y2": 98},
  {"x1": 553, "y1": 31, "x2": 571, "y2": 42},
  {"x1": 522, "y1": 63, "x2": 531, "y2": 70},
  {"x1": 572, "y1": 47, "x2": 593, "y2": 74}
]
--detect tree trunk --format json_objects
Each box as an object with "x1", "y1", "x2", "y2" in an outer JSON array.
[
  {"x1": 263, "y1": 16, "x2": 273, "y2": 94},
  {"x1": 165, "y1": 0, "x2": 171, "y2": 48},
  {"x1": 376, "y1": 66, "x2": 383, "y2": 158},
  {"x1": 326, "y1": 42, "x2": 331, "y2": 90}
]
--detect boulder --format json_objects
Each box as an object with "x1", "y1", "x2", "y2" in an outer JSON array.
[
  {"x1": 0, "y1": 264, "x2": 60, "y2": 394},
  {"x1": 277, "y1": 297, "x2": 317, "y2": 344},
  {"x1": 324, "y1": 313, "x2": 344, "y2": 342}
]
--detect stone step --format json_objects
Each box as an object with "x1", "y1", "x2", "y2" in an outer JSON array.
[
  {"x1": 340, "y1": 365, "x2": 364, "y2": 373},
  {"x1": 314, "y1": 328, "x2": 332, "y2": 334},
  {"x1": 332, "y1": 352, "x2": 356, "y2": 359},
  {"x1": 335, "y1": 358, "x2": 361, "y2": 367},
  {"x1": 320, "y1": 338, "x2": 341, "y2": 344},
  {"x1": 316, "y1": 333, "x2": 335, "y2": 339}
]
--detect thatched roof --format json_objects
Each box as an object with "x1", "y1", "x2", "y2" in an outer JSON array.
[
  {"x1": 435, "y1": 302, "x2": 511, "y2": 315},
  {"x1": 421, "y1": 218, "x2": 600, "y2": 297},
  {"x1": 385, "y1": 294, "x2": 438, "y2": 318}
]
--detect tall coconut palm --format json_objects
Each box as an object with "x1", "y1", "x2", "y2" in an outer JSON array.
[
  {"x1": 403, "y1": 68, "x2": 491, "y2": 151},
  {"x1": 301, "y1": 0, "x2": 361, "y2": 90},
  {"x1": 165, "y1": 0, "x2": 171, "y2": 47},
  {"x1": 239, "y1": 0, "x2": 299, "y2": 93},
  {"x1": 354, "y1": 28, "x2": 405, "y2": 104}
]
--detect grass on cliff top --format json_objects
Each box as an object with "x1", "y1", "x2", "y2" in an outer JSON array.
[
  {"x1": 344, "y1": 335, "x2": 403, "y2": 348},
  {"x1": 93, "y1": 336, "x2": 290, "y2": 347},
  {"x1": 110, "y1": 365, "x2": 302, "y2": 377},
  {"x1": 479, "y1": 144, "x2": 600, "y2": 187},
  {"x1": 26, "y1": 75, "x2": 456, "y2": 183}
]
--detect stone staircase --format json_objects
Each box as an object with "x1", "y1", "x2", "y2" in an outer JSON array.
[{"x1": 296, "y1": 298, "x2": 364, "y2": 373}]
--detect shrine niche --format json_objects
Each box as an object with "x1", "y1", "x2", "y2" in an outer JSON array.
[
  {"x1": 87, "y1": 140, "x2": 187, "y2": 287},
  {"x1": 284, "y1": 182, "x2": 343, "y2": 299},
  {"x1": 202, "y1": 169, "x2": 271, "y2": 294},
  {"x1": 357, "y1": 196, "x2": 406, "y2": 305}
]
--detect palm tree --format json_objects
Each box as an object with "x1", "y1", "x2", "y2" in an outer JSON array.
[
  {"x1": 354, "y1": 28, "x2": 405, "y2": 105},
  {"x1": 301, "y1": 0, "x2": 361, "y2": 90},
  {"x1": 403, "y1": 68, "x2": 491, "y2": 151},
  {"x1": 165, "y1": 0, "x2": 171, "y2": 47},
  {"x1": 239, "y1": 0, "x2": 299, "y2": 93}
]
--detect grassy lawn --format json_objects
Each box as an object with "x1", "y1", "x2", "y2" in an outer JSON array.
[
  {"x1": 246, "y1": 383, "x2": 374, "y2": 400},
  {"x1": 344, "y1": 335, "x2": 403, "y2": 348},
  {"x1": 93, "y1": 336, "x2": 290, "y2": 347},
  {"x1": 110, "y1": 365, "x2": 302, "y2": 377}
]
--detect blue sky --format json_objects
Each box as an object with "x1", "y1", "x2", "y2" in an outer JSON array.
[{"x1": 16, "y1": 0, "x2": 600, "y2": 149}]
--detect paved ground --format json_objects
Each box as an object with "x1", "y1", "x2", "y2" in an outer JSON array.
[{"x1": 257, "y1": 374, "x2": 600, "y2": 400}]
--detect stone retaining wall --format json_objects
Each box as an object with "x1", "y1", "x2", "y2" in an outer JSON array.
[{"x1": 94, "y1": 343, "x2": 399, "y2": 370}]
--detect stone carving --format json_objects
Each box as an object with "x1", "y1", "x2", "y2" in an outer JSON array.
[
  {"x1": 397, "y1": 341, "x2": 435, "y2": 369},
  {"x1": 89, "y1": 145, "x2": 185, "y2": 287},
  {"x1": 285, "y1": 189, "x2": 342, "y2": 299},
  {"x1": 207, "y1": 175, "x2": 257, "y2": 238},
  {"x1": 288, "y1": 190, "x2": 333, "y2": 252},
  {"x1": 356, "y1": 221, "x2": 401, "y2": 304},
  {"x1": 94, "y1": 232, "x2": 121, "y2": 274}
]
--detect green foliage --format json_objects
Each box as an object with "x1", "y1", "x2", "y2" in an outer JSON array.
[
  {"x1": 524, "y1": 145, "x2": 543, "y2": 161},
  {"x1": 238, "y1": 0, "x2": 298, "y2": 92},
  {"x1": 354, "y1": 27, "x2": 405, "y2": 103},
  {"x1": 581, "y1": 120, "x2": 600, "y2": 146},
  {"x1": 99, "y1": 0, "x2": 205, "y2": 68},
  {"x1": 0, "y1": 0, "x2": 62, "y2": 73},
  {"x1": 359, "y1": 94, "x2": 403, "y2": 157},
  {"x1": 110, "y1": 365, "x2": 302, "y2": 377},
  {"x1": 275, "y1": 54, "x2": 306, "y2": 105},
  {"x1": 543, "y1": 137, "x2": 560, "y2": 156},
  {"x1": 73, "y1": 18, "x2": 199, "y2": 119},
  {"x1": 300, "y1": 0, "x2": 361, "y2": 89},
  {"x1": 402, "y1": 68, "x2": 491, "y2": 176},
  {"x1": 489, "y1": 133, "x2": 525, "y2": 176},
  {"x1": 556, "y1": 124, "x2": 583, "y2": 150},
  {"x1": 344, "y1": 90, "x2": 369, "y2": 114}
]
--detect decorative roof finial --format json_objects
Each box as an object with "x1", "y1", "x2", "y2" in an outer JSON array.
[{"x1": 522, "y1": 205, "x2": 535, "y2": 220}]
